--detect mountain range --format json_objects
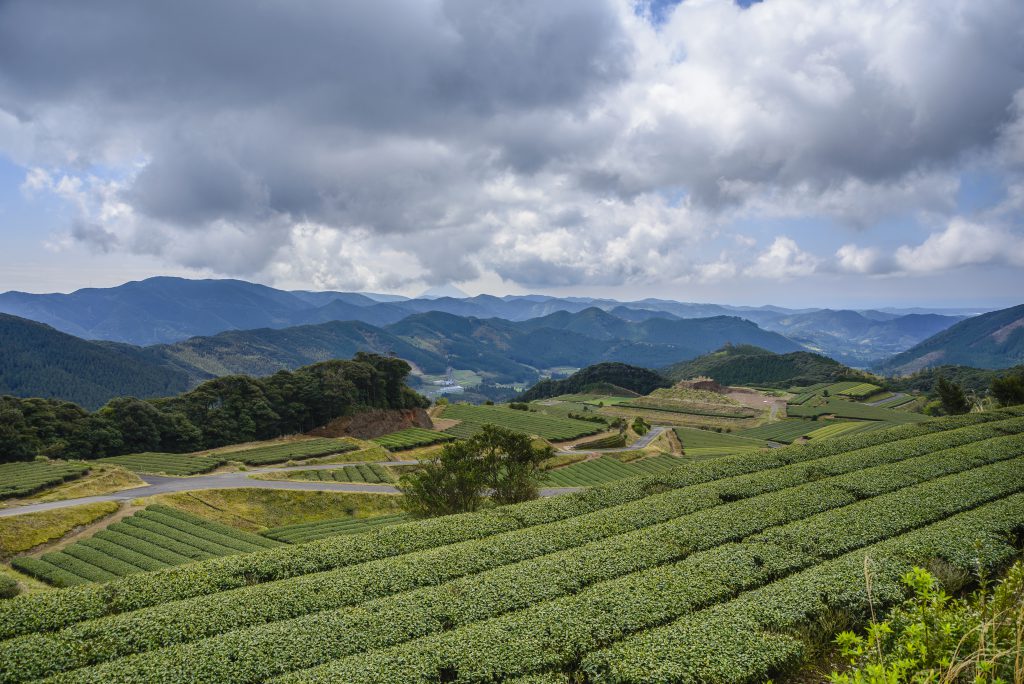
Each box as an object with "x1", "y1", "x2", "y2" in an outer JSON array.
[
  {"x1": 0, "y1": 307, "x2": 801, "y2": 409},
  {"x1": 0, "y1": 277, "x2": 975, "y2": 364}
]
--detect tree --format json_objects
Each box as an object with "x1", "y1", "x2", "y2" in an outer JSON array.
[
  {"x1": 935, "y1": 376, "x2": 970, "y2": 415},
  {"x1": 399, "y1": 425, "x2": 552, "y2": 517},
  {"x1": 990, "y1": 370, "x2": 1024, "y2": 407}
]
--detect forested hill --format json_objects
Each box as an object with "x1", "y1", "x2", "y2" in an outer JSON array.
[
  {"x1": 0, "y1": 353, "x2": 427, "y2": 463},
  {"x1": 662, "y1": 344, "x2": 869, "y2": 387},
  {"x1": 877, "y1": 303, "x2": 1024, "y2": 374},
  {"x1": 517, "y1": 363, "x2": 671, "y2": 401},
  {"x1": 0, "y1": 313, "x2": 194, "y2": 410}
]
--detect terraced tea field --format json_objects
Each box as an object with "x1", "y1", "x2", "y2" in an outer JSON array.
[
  {"x1": 263, "y1": 513, "x2": 410, "y2": 543},
  {"x1": 269, "y1": 464, "x2": 395, "y2": 484},
  {"x1": 440, "y1": 404, "x2": 603, "y2": 441},
  {"x1": 787, "y1": 397, "x2": 930, "y2": 423},
  {"x1": 2, "y1": 407, "x2": 1023, "y2": 684},
  {"x1": 542, "y1": 455, "x2": 684, "y2": 486},
  {"x1": 11, "y1": 506, "x2": 280, "y2": 587},
  {"x1": 0, "y1": 461, "x2": 90, "y2": 500},
  {"x1": 216, "y1": 438, "x2": 359, "y2": 465},
  {"x1": 372, "y1": 428, "x2": 453, "y2": 451},
  {"x1": 96, "y1": 452, "x2": 225, "y2": 476}
]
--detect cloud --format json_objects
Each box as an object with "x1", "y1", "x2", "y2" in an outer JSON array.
[
  {"x1": 1, "y1": 0, "x2": 1023, "y2": 292},
  {"x1": 746, "y1": 236, "x2": 820, "y2": 279},
  {"x1": 894, "y1": 219, "x2": 1024, "y2": 272}
]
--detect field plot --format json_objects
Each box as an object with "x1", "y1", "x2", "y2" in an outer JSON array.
[
  {"x1": 372, "y1": 428, "x2": 453, "y2": 451},
  {"x1": 787, "y1": 397, "x2": 930, "y2": 423},
  {"x1": 803, "y1": 421, "x2": 869, "y2": 440},
  {"x1": 737, "y1": 419, "x2": 820, "y2": 443},
  {"x1": 0, "y1": 461, "x2": 89, "y2": 500},
  {"x1": 263, "y1": 513, "x2": 409, "y2": 543},
  {"x1": 542, "y1": 455, "x2": 684, "y2": 486},
  {"x1": 2, "y1": 409, "x2": 1024, "y2": 684},
  {"x1": 835, "y1": 382, "x2": 882, "y2": 398},
  {"x1": 877, "y1": 394, "x2": 918, "y2": 409},
  {"x1": 572, "y1": 433, "x2": 627, "y2": 450},
  {"x1": 218, "y1": 438, "x2": 359, "y2": 465},
  {"x1": 97, "y1": 452, "x2": 224, "y2": 476},
  {"x1": 440, "y1": 404, "x2": 603, "y2": 441},
  {"x1": 555, "y1": 394, "x2": 635, "y2": 406},
  {"x1": 11, "y1": 505, "x2": 281, "y2": 587},
  {"x1": 269, "y1": 463, "x2": 395, "y2": 484},
  {"x1": 674, "y1": 427, "x2": 768, "y2": 450}
]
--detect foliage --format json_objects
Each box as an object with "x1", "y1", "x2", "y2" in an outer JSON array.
[
  {"x1": 262, "y1": 513, "x2": 410, "y2": 543},
  {"x1": 399, "y1": 425, "x2": 552, "y2": 516},
  {"x1": 2, "y1": 411, "x2": 1024, "y2": 683},
  {"x1": 517, "y1": 362, "x2": 670, "y2": 402},
  {"x1": 663, "y1": 344, "x2": 870, "y2": 387},
  {"x1": 0, "y1": 574, "x2": 18, "y2": 600},
  {"x1": 829, "y1": 562, "x2": 1024, "y2": 683},
  {"x1": 632, "y1": 416, "x2": 651, "y2": 435},
  {"x1": 936, "y1": 375, "x2": 972, "y2": 415},
  {"x1": 0, "y1": 353, "x2": 425, "y2": 463},
  {"x1": 990, "y1": 368, "x2": 1024, "y2": 408}
]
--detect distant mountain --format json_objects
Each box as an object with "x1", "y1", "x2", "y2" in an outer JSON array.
[
  {"x1": 760, "y1": 309, "x2": 964, "y2": 366},
  {"x1": 663, "y1": 344, "x2": 867, "y2": 387},
  {"x1": 518, "y1": 363, "x2": 671, "y2": 402},
  {"x1": 0, "y1": 313, "x2": 194, "y2": 410},
  {"x1": 419, "y1": 284, "x2": 470, "y2": 299},
  {"x1": 878, "y1": 304, "x2": 1024, "y2": 374}
]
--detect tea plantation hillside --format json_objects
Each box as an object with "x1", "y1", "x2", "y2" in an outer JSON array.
[{"x1": 1, "y1": 408, "x2": 1023, "y2": 683}]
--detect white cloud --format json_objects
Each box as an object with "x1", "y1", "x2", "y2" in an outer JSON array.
[
  {"x1": 894, "y1": 219, "x2": 1024, "y2": 272},
  {"x1": 746, "y1": 236, "x2": 820, "y2": 279}
]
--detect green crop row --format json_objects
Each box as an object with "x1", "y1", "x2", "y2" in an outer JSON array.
[
  {"x1": 371, "y1": 428, "x2": 452, "y2": 451},
  {"x1": 0, "y1": 461, "x2": 90, "y2": 499},
  {"x1": 571, "y1": 433, "x2": 627, "y2": 450},
  {"x1": 542, "y1": 455, "x2": 682, "y2": 487},
  {"x1": 46, "y1": 438, "x2": 1024, "y2": 684},
  {"x1": 440, "y1": 404, "x2": 603, "y2": 441},
  {"x1": 788, "y1": 397, "x2": 929, "y2": 423},
  {"x1": 803, "y1": 421, "x2": 866, "y2": 440},
  {"x1": 96, "y1": 452, "x2": 224, "y2": 476},
  {"x1": 837, "y1": 382, "x2": 882, "y2": 398},
  {"x1": 673, "y1": 427, "x2": 767, "y2": 449},
  {"x1": 272, "y1": 464, "x2": 394, "y2": 484},
  {"x1": 11, "y1": 506, "x2": 279, "y2": 588},
  {"x1": 6, "y1": 424, "x2": 1022, "y2": 681},
  {"x1": 0, "y1": 411, "x2": 1013, "y2": 640},
  {"x1": 737, "y1": 418, "x2": 820, "y2": 443},
  {"x1": 263, "y1": 514, "x2": 410, "y2": 544},
  {"x1": 583, "y1": 495, "x2": 1024, "y2": 682},
  {"x1": 265, "y1": 455, "x2": 1024, "y2": 684},
  {"x1": 219, "y1": 438, "x2": 358, "y2": 465}
]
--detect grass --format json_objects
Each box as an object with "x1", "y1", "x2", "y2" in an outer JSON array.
[
  {"x1": 97, "y1": 452, "x2": 225, "y2": 476},
  {"x1": 542, "y1": 454, "x2": 685, "y2": 487},
  {"x1": 144, "y1": 488, "x2": 404, "y2": 532},
  {"x1": 11, "y1": 505, "x2": 282, "y2": 586},
  {"x1": 372, "y1": 428, "x2": 453, "y2": 451},
  {"x1": 0, "y1": 460, "x2": 90, "y2": 500},
  {"x1": 1, "y1": 410, "x2": 1023, "y2": 683},
  {"x1": 262, "y1": 513, "x2": 411, "y2": 544},
  {"x1": 440, "y1": 404, "x2": 603, "y2": 441},
  {"x1": 21, "y1": 466, "x2": 144, "y2": 504},
  {"x1": 0, "y1": 501, "x2": 119, "y2": 558}
]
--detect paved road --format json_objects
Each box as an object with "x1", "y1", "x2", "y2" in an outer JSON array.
[
  {"x1": 555, "y1": 425, "x2": 667, "y2": 456},
  {"x1": 0, "y1": 459, "x2": 583, "y2": 518}
]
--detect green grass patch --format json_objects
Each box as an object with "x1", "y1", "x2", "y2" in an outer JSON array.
[{"x1": 0, "y1": 501, "x2": 119, "y2": 558}]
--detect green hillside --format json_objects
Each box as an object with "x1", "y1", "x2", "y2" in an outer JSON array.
[
  {"x1": 879, "y1": 303, "x2": 1024, "y2": 374},
  {"x1": 0, "y1": 409, "x2": 1022, "y2": 682},
  {"x1": 662, "y1": 344, "x2": 868, "y2": 387},
  {"x1": 517, "y1": 362, "x2": 671, "y2": 401},
  {"x1": 0, "y1": 314, "x2": 193, "y2": 410}
]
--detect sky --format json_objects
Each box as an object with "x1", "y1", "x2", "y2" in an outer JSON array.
[{"x1": 0, "y1": 0, "x2": 1023, "y2": 309}]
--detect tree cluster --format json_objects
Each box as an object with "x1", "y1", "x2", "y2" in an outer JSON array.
[
  {"x1": 398, "y1": 425, "x2": 553, "y2": 517},
  {"x1": 0, "y1": 353, "x2": 426, "y2": 463}
]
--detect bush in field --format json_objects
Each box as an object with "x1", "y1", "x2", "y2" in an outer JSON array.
[
  {"x1": 399, "y1": 425, "x2": 553, "y2": 517},
  {"x1": 829, "y1": 562, "x2": 1024, "y2": 683},
  {"x1": 632, "y1": 416, "x2": 650, "y2": 436}
]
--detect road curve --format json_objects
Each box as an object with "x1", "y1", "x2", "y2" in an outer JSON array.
[
  {"x1": 555, "y1": 425, "x2": 668, "y2": 456},
  {"x1": 0, "y1": 459, "x2": 583, "y2": 518}
]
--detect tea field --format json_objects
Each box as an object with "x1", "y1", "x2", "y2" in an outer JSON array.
[
  {"x1": 0, "y1": 461, "x2": 90, "y2": 500},
  {"x1": 440, "y1": 404, "x2": 603, "y2": 441},
  {"x1": 1, "y1": 407, "x2": 1022, "y2": 683}
]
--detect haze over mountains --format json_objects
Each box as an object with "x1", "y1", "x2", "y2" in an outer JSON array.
[{"x1": 0, "y1": 277, "x2": 975, "y2": 360}]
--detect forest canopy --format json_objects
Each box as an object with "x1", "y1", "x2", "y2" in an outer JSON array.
[{"x1": 0, "y1": 353, "x2": 426, "y2": 463}]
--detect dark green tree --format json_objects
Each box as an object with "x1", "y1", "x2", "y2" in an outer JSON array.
[
  {"x1": 990, "y1": 370, "x2": 1024, "y2": 407},
  {"x1": 935, "y1": 376, "x2": 971, "y2": 415},
  {"x1": 475, "y1": 425, "x2": 552, "y2": 505}
]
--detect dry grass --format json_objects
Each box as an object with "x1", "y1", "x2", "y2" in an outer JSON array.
[
  {"x1": 23, "y1": 465, "x2": 145, "y2": 503},
  {"x1": 0, "y1": 501, "x2": 119, "y2": 558},
  {"x1": 142, "y1": 488, "x2": 403, "y2": 532}
]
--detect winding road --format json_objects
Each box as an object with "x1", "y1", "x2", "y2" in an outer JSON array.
[{"x1": 0, "y1": 459, "x2": 583, "y2": 518}]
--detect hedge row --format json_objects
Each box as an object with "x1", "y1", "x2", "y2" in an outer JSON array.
[
  {"x1": 270, "y1": 459, "x2": 1024, "y2": 684},
  {"x1": 49, "y1": 438, "x2": 1024, "y2": 684},
  {"x1": 9, "y1": 431, "x2": 1023, "y2": 682},
  {"x1": 583, "y1": 494, "x2": 1024, "y2": 682},
  {"x1": 0, "y1": 411, "x2": 1015, "y2": 640}
]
